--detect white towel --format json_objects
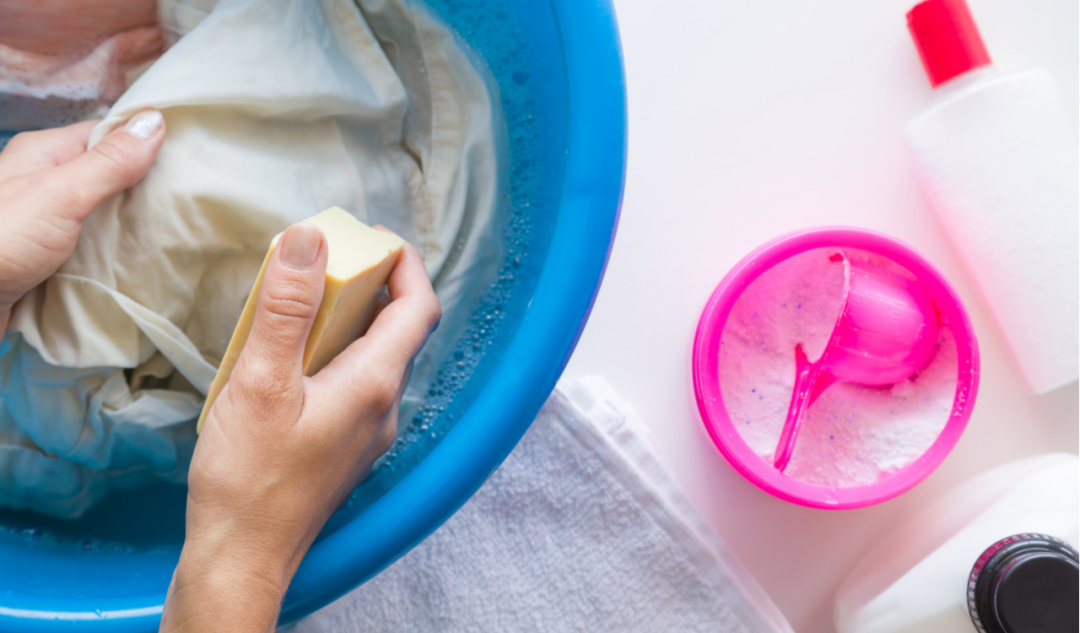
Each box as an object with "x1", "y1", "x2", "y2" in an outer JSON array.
[{"x1": 283, "y1": 376, "x2": 793, "y2": 633}]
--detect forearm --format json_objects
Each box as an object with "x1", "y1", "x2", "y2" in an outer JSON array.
[{"x1": 161, "y1": 521, "x2": 312, "y2": 632}]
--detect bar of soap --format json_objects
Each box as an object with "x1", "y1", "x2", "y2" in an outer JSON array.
[{"x1": 197, "y1": 207, "x2": 405, "y2": 432}]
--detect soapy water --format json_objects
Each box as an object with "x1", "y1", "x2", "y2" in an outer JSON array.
[
  {"x1": 719, "y1": 248, "x2": 958, "y2": 487},
  {"x1": 0, "y1": 93, "x2": 109, "y2": 133},
  {"x1": 0, "y1": 0, "x2": 566, "y2": 549},
  {"x1": 0, "y1": 524, "x2": 134, "y2": 555},
  {"x1": 322, "y1": 0, "x2": 566, "y2": 533},
  {"x1": 0, "y1": 92, "x2": 109, "y2": 150}
]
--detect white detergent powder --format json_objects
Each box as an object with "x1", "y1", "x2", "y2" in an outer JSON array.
[{"x1": 719, "y1": 248, "x2": 957, "y2": 487}]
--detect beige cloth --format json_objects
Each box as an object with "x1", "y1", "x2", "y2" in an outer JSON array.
[{"x1": 0, "y1": 0, "x2": 498, "y2": 518}]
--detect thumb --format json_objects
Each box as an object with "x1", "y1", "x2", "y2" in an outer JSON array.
[
  {"x1": 50, "y1": 108, "x2": 166, "y2": 220},
  {"x1": 240, "y1": 223, "x2": 328, "y2": 386}
]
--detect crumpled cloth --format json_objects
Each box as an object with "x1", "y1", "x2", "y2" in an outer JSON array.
[
  {"x1": 0, "y1": 0, "x2": 497, "y2": 518},
  {"x1": 158, "y1": 0, "x2": 219, "y2": 45},
  {"x1": 283, "y1": 377, "x2": 795, "y2": 633}
]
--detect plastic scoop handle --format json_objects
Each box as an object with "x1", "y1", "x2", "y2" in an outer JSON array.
[{"x1": 774, "y1": 344, "x2": 838, "y2": 471}]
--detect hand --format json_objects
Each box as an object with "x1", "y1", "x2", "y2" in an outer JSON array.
[
  {"x1": 161, "y1": 223, "x2": 441, "y2": 632},
  {"x1": 0, "y1": 0, "x2": 158, "y2": 56},
  {"x1": 0, "y1": 110, "x2": 166, "y2": 333}
]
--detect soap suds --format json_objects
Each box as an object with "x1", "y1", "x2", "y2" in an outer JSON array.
[{"x1": 719, "y1": 248, "x2": 957, "y2": 487}]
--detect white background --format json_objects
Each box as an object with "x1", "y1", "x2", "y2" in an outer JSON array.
[{"x1": 561, "y1": 0, "x2": 1079, "y2": 631}]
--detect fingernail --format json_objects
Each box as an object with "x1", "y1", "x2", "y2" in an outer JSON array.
[
  {"x1": 280, "y1": 223, "x2": 322, "y2": 270},
  {"x1": 124, "y1": 109, "x2": 163, "y2": 140}
]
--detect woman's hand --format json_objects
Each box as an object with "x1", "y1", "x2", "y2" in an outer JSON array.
[
  {"x1": 161, "y1": 223, "x2": 441, "y2": 633},
  {"x1": 0, "y1": 0, "x2": 158, "y2": 56},
  {"x1": 0, "y1": 110, "x2": 166, "y2": 332}
]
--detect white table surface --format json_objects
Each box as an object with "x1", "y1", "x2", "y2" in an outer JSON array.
[{"x1": 560, "y1": 1, "x2": 1080, "y2": 631}]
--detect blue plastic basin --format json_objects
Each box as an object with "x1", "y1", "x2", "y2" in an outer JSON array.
[{"x1": 0, "y1": 0, "x2": 625, "y2": 629}]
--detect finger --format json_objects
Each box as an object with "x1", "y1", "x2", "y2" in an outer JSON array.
[
  {"x1": 340, "y1": 238, "x2": 440, "y2": 371},
  {"x1": 377, "y1": 238, "x2": 442, "y2": 347},
  {"x1": 312, "y1": 239, "x2": 440, "y2": 411},
  {"x1": 0, "y1": 120, "x2": 99, "y2": 182},
  {"x1": 369, "y1": 290, "x2": 391, "y2": 323},
  {"x1": 237, "y1": 223, "x2": 328, "y2": 395},
  {"x1": 47, "y1": 108, "x2": 166, "y2": 221},
  {"x1": 354, "y1": 361, "x2": 410, "y2": 481}
]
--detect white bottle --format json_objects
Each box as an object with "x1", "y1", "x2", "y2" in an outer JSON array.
[
  {"x1": 834, "y1": 453, "x2": 1079, "y2": 633},
  {"x1": 903, "y1": 0, "x2": 1079, "y2": 394}
]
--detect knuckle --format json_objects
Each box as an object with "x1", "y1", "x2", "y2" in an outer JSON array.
[
  {"x1": 4, "y1": 131, "x2": 36, "y2": 153},
  {"x1": 366, "y1": 372, "x2": 400, "y2": 414},
  {"x1": 261, "y1": 276, "x2": 318, "y2": 322},
  {"x1": 29, "y1": 170, "x2": 83, "y2": 211},
  {"x1": 234, "y1": 356, "x2": 295, "y2": 401},
  {"x1": 374, "y1": 423, "x2": 396, "y2": 455},
  {"x1": 425, "y1": 298, "x2": 442, "y2": 331},
  {"x1": 90, "y1": 137, "x2": 140, "y2": 185}
]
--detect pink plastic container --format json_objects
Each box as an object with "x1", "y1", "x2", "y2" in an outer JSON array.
[{"x1": 692, "y1": 227, "x2": 980, "y2": 509}]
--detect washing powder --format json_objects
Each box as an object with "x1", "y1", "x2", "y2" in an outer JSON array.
[
  {"x1": 719, "y1": 248, "x2": 957, "y2": 487},
  {"x1": 0, "y1": 0, "x2": 498, "y2": 518}
]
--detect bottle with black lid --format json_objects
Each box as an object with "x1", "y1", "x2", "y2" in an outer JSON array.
[{"x1": 836, "y1": 454, "x2": 1079, "y2": 633}]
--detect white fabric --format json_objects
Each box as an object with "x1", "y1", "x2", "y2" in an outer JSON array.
[
  {"x1": 158, "y1": 0, "x2": 219, "y2": 45},
  {"x1": 0, "y1": 0, "x2": 498, "y2": 518},
  {"x1": 283, "y1": 377, "x2": 794, "y2": 633}
]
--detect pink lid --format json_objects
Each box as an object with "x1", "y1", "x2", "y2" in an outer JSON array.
[{"x1": 907, "y1": 0, "x2": 991, "y2": 87}]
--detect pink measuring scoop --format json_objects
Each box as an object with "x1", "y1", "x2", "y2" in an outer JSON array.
[{"x1": 773, "y1": 251, "x2": 940, "y2": 471}]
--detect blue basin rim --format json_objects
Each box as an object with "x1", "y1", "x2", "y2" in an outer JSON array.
[{"x1": 0, "y1": 0, "x2": 626, "y2": 628}]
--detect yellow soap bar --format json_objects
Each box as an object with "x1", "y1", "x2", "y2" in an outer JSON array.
[{"x1": 197, "y1": 207, "x2": 405, "y2": 432}]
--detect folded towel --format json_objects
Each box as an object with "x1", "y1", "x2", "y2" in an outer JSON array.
[{"x1": 283, "y1": 376, "x2": 793, "y2": 632}]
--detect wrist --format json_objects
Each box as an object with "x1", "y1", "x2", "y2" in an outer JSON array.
[{"x1": 164, "y1": 523, "x2": 300, "y2": 632}]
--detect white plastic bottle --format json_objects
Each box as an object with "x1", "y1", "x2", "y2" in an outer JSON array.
[
  {"x1": 903, "y1": 0, "x2": 1079, "y2": 394},
  {"x1": 835, "y1": 453, "x2": 1079, "y2": 633}
]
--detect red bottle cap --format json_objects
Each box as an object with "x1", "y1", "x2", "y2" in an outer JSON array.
[{"x1": 906, "y1": 0, "x2": 991, "y2": 87}]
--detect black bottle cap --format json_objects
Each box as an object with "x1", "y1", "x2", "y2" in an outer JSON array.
[{"x1": 967, "y1": 533, "x2": 1079, "y2": 633}]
